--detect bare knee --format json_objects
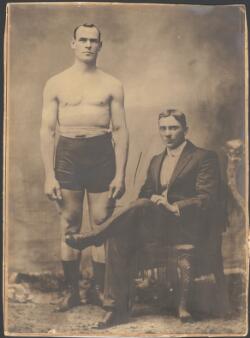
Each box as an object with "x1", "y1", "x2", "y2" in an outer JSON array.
[
  {"x1": 92, "y1": 211, "x2": 110, "y2": 225},
  {"x1": 61, "y1": 210, "x2": 82, "y2": 228}
]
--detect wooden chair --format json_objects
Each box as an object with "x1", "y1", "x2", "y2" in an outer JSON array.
[{"x1": 132, "y1": 140, "x2": 245, "y2": 317}]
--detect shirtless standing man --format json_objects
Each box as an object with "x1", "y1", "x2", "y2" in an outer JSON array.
[{"x1": 40, "y1": 23, "x2": 129, "y2": 312}]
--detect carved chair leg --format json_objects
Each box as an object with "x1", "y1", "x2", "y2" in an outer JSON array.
[{"x1": 176, "y1": 249, "x2": 194, "y2": 322}]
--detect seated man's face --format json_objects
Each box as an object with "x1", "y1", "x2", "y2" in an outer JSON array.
[{"x1": 159, "y1": 116, "x2": 186, "y2": 149}]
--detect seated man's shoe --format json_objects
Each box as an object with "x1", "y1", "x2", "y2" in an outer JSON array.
[
  {"x1": 65, "y1": 231, "x2": 98, "y2": 250},
  {"x1": 96, "y1": 310, "x2": 129, "y2": 329},
  {"x1": 55, "y1": 289, "x2": 81, "y2": 312}
]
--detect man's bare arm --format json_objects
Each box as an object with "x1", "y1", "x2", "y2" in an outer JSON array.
[
  {"x1": 40, "y1": 79, "x2": 62, "y2": 200},
  {"x1": 110, "y1": 82, "x2": 129, "y2": 199}
]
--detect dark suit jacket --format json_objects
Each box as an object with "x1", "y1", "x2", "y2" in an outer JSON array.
[
  {"x1": 138, "y1": 140, "x2": 227, "y2": 257},
  {"x1": 139, "y1": 140, "x2": 228, "y2": 275}
]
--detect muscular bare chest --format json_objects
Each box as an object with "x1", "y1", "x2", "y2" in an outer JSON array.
[{"x1": 58, "y1": 78, "x2": 112, "y2": 108}]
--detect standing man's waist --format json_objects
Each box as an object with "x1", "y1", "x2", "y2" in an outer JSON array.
[{"x1": 58, "y1": 125, "x2": 112, "y2": 139}]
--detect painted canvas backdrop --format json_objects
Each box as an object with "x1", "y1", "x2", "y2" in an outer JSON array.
[{"x1": 6, "y1": 3, "x2": 246, "y2": 273}]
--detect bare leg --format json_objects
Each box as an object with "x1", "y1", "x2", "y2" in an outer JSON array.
[
  {"x1": 55, "y1": 189, "x2": 84, "y2": 311},
  {"x1": 87, "y1": 192, "x2": 115, "y2": 302},
  {"x1": 57, "y1": 189, "x2": 84, "y2": 260},
  {"x1": 87, "y1": 191, "x2": 115, "y2": 227}
]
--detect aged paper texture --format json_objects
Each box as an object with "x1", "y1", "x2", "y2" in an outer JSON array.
[{"x1": 4, "y1": 2, "x2": 248, "y2": 336}]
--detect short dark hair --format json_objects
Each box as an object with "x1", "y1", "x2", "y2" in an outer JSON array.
[
  {"x1": 73, "y1": 23, "x2": 101, "y2": 41},
  {"x1": 158, "y1": 109, "x2": 187, "y2": 129}
]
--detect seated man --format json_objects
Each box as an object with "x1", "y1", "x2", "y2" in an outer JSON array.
[{"x1": 66, "y1": 109, "x2": 226, "y2": 327}]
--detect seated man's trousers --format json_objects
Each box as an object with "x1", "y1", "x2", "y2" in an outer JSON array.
[{"x1": 91, "y1": 198, "x2": 190, "y2": 317}]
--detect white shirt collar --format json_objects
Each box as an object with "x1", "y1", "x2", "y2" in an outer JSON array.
[{"x1": 167, "y1": 140, "x2": 187, "y2": 157}]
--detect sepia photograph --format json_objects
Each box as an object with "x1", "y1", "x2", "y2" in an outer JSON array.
[{"x1": 3, "y1": 2, "x2": 248, "y2": 336}]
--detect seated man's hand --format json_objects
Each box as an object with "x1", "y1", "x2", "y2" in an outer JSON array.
[
  {"x1": 150, "y1": 194, "x2": 163, "y2": 204},
  {"x1": 151, "y1": 194, "x2": 179, "y2": 215}
]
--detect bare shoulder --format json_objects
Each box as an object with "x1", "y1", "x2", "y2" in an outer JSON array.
[
  {"x1": 98, "y1": 69, "x2": 123, "y2": 92},
  {"x1": 44, "y1": 68, "x2": 72, "y2": 96}
]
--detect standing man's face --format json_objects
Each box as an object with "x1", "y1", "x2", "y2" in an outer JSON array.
[
  {"x1": 71, "y1": 26, "x2": 102, "y2": 63},
  {"x1": 159, "y1": 116, "x2": 187, "y2": 149}
]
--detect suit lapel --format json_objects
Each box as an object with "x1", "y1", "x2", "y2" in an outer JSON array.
[
  {"x1": 168, "y1": 140, "x2": 195, "y2": 189},
  {"x1": 154, "y1": 148, "x2": 167, "y2": 193}
]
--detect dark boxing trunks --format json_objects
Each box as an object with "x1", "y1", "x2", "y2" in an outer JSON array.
[{"x1": 55, "y1": 133, "x2": 116, "y2": 192}]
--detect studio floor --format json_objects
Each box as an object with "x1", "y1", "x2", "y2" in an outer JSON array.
[{"x1": 5, "y1": 270, "x2": 247, "y2": 336}]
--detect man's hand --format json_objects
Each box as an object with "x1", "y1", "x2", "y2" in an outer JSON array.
[
  {"x1": 150, "y1": 194, "x2": 179, "y2": 214},
  {"x1": 109, "y1": 176, "x2": 125, "y2": 199},
  {"x1": 44, "y1": 176, "x2": 62, "y2": 201},
  {"x1": 150, "y1": 194, "x2": 163, "y2": 204}
]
